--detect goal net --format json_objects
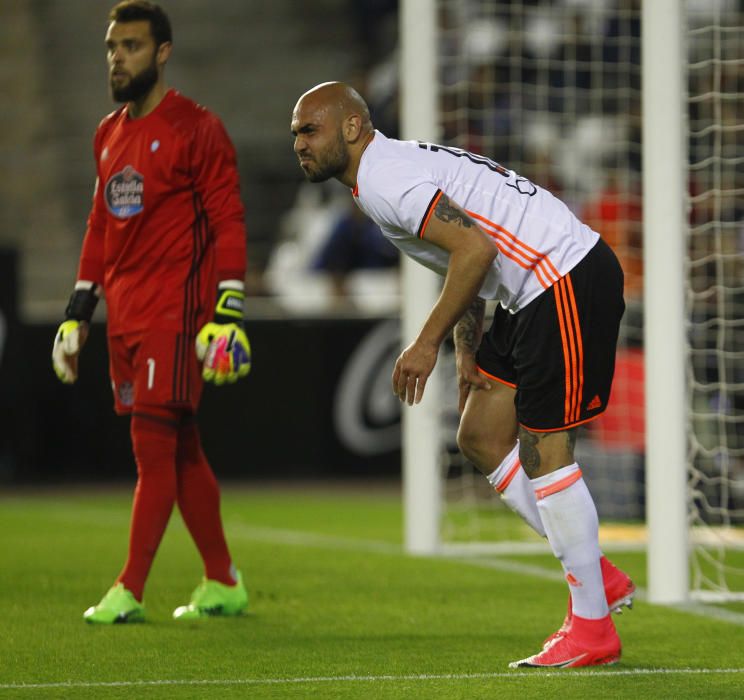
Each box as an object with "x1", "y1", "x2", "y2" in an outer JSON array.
[
  {"x1": 436, "y1": 0, "x2": 644, "y2": 548},
  {"x1": 415, "y1": 0, "x2": 744, "y2": 600},
  {"x1": 686, "y1": 0, "x2": 744, "y2": 601}
]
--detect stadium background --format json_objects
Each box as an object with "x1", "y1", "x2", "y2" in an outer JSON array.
[
  {"x1": 0, "y1": 0, "x2": 740, "y2": 533},
  {"x1": 0, "y1": 0, "x2": 406, "y2": 483},
  {"x1": 2, "y1": 3, "x2": 744, "y2": 694},
  {"x1": 0, "y1": 1, "x2": 645, "y2": 483}
]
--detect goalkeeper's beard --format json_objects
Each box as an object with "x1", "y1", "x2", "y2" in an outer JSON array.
[{"x1": 110, "y1": 59, "x2": 159, "y2": 103}]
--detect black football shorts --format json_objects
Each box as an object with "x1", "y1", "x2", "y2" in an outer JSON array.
[{"x1": 476, "y1": 238, "x2": 625, "y2": 432}]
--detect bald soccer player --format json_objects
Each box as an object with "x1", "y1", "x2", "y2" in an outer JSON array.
[{"x1": 290, "y1": 82, "x2": 635, "y2": 669}]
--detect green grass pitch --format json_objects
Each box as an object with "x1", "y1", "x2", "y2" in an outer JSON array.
[{"x1": 1, "y1": 484, "x2": 744, "y2": 699}]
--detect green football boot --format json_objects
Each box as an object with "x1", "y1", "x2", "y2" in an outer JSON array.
[
  {"x1": 173, "y1": 571, "x2": 248, "y2": 620},
  {"x1": 83, "y1": 583, "x2": 145, "y2": 624}
]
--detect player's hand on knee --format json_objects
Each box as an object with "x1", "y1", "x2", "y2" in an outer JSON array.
[
  {"x1": 456, "y1": 350, "x2": 490, "y2": 413},
  {"x1": 195, "y1": 283, "x2": 252, "y2": 385}
]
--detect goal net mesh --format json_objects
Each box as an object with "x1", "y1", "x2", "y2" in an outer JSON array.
[
  {"x1": 434, "y1": 0, "x2": 744, "y2": 598},
  {"x1": 686, "y1": 0, "x2": 744, "y2": 600}
]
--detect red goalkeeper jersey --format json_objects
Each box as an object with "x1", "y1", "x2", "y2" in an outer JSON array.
[{"x1": 78, "y1": 89, "x2": 247, "y2": 336}]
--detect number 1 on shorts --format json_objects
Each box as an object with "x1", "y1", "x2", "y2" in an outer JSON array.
[{"x1": 146, "y1": 357, "x2": 156, "y2": 390}]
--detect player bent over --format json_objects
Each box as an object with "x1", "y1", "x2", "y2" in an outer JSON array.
[
  {"x1": 52, "y1": 1, "x2": 250, "y2": 623},
  {"x1": 291, "y1": 82, "x2": 635, "y2": 667}
]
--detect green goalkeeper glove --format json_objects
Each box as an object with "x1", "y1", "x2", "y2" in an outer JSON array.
[
  {"x1": 195, "y1": 283, "x2": 252, "y2": 385},
  {"x1": 52, "y1": 282, "x2": 99, "y2": 384}
]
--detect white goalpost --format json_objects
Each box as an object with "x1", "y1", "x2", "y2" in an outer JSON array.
[
  {"x1": 642, "y1": 0, "x2": 689, "y2": 604},
  {"x1": 400, "y1": 0, "x2": 744, "y2": 604},
  {"x1": 399, "y1": 0, "x2": 441, "y2": 555}
]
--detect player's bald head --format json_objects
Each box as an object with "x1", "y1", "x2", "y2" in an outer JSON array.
[
  {"x1": 293, "y1": 81, "x2": 373, "y2": 133},
  {"x1": 292, "y1": 82, "x2": 374, "y2": 187}
]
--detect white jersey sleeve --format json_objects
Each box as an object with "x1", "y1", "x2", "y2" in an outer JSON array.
[
  {"x1": 353, "y1": 157, "x2": 440, "y2": 238},
  {"x1": 353, "y1": 131, "x2": 600, "y2": 312}
]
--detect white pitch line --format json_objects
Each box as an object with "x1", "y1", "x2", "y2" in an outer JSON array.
[
  {"x1": 226, "y1": 522, "x2": 744, "y2": 628},
  {"x1": 228, "y1": 522, "x2": 402, "y2": 555},
  {"x1": 2, "y1": 668, "x2": 744, "y2": 691}
]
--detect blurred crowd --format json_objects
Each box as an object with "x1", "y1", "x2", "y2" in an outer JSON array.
[
  {"x1": 268, "y1": 0, "x2": 744, "y2": 515},
  {"x1": 269, "y1": 0, "x2": 650, "y2": 313},
  {"x1": 270, "y1": 0, "x2": 742, "y2": 320}
]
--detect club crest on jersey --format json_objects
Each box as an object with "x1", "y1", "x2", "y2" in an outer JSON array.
[
  {"x1": 116, "y1": 381, "x2": 134, "y2": 407},
  {"x1": 105, "y1": 165, "x2": 144, "y2": 218}
]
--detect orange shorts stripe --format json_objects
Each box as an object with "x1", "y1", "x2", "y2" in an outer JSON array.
[
  {"x1": 564, "y1": 274, "x2": 584, "y2": 422},
  {"x1": 554, "y1": 279, "x2": 574, "y2": 424},
  {"x1": 555, "y1": 275, "x2": 585, "y2": 425},
  {"x1": 477, "y1": 366, "x2": 517, "y2": 389},
  {"x1": 518, "y1": 412, "x2": 606, "y2": 433}
]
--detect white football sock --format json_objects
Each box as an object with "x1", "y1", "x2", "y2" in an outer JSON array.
[
  {"x1": 486, "y1": 442, "x2": 546, "y2": 537},
  {"x1": 532, "y1": 463, "x2": 608, "y2": 620}
]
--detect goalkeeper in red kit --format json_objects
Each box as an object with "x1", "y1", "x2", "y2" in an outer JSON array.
[{"x1": 51, "y1": 0, "x2": 250, "y2": 623}]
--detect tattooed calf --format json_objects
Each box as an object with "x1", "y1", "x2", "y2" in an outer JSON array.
[{"x1": 517, "y1": 427, "x2": 578, "y2": 477}]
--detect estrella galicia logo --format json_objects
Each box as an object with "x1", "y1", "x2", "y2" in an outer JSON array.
[{"x1": 105, "y1": 165, "x2": 144, "y2": 218}]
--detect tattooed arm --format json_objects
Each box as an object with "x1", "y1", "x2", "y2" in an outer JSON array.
[
  {"x1": 454, "y1": 297, "x2": 485, "y2": 356},
  {"x1": 453, "y1": 297, "x2": 492, "y2": 412},
  {"x1": 392, "y1": 193, "x2": 498, "y2": 405},
  {"x1": 413, "y1": 193, "x2": 496, "y2": 347}
]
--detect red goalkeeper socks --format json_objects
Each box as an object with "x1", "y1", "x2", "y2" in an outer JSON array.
[
  {"x1": 118, "y1": 410, "x2": 180, "y2": 601},
  {"x1": 175, "y1": 417, "x2": 236, "y2": 586}
]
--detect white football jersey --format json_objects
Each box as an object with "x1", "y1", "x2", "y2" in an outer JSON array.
[{"x1": 352, "y1": 131, "x2": 599, "y2": 312}]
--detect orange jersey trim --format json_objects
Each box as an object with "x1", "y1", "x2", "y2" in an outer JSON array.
[
  {"x1": 418, "y1": 189, "x2": 443, "y2": 239},
  {"x1": 534, "y1": 468, "x2": 583, "y2": 500},
  {"x1": 467, "y1": 210, "x2": 561, "y2": 288}
]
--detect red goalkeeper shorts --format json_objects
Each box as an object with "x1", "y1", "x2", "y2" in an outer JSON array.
[{"x1": 107, "y1": 329, "x2": 203, "y2": 414}]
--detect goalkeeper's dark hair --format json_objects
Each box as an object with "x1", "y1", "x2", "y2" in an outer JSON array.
[{"x1": 109, "y1": 0, "x2": 172, "y2": 47}]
